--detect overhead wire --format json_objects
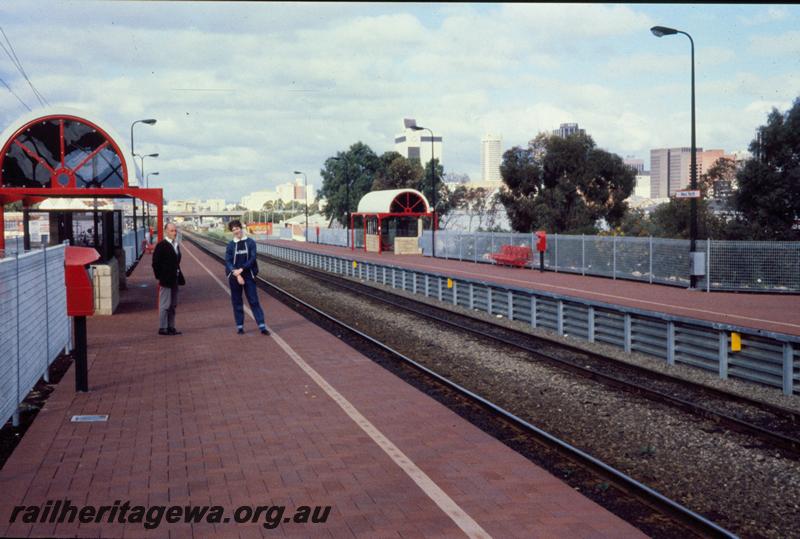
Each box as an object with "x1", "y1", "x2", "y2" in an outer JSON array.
[
  {"x1": 0, "y1": 25, "x2": 49, "y2": 107},
  {"x1": 0, "y1": 75, "x2": 31, "y2": 111}
]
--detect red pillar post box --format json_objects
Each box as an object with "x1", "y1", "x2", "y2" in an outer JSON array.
[
  {"x1": 65, "y1": 246, "x2": 100, "y2": 392},
  {"x1": 535, "y1": 231, "x2": 547, "y2": 272}
]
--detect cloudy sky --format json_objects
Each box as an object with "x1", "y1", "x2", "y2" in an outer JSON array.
[{"x1": 0, "y1": 2, "x2": 798, "y2": 203}]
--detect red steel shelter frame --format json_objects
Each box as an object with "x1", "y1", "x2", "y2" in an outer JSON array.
[
  {"x1": 350, "y1": 189, "x2": 435, "y2": 253},
  {"x1": 0, "y1": 113, "x2": 163, "y2": 252}
]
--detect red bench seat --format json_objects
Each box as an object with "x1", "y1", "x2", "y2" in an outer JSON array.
[{"x1": 489, "y1": 245, "x2": 532, "y2": 267}]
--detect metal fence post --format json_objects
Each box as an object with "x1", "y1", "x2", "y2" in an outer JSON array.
[
  {"x1": 706, "y1": 238, "x2": 711, "y2": 293},
  {"x1": 43, "y1": 245, "x2": 50, "y2": 383},
  {"x1": 613, "y1": 235, "x2": 617, "y2": 280},
  {"x1": 459, "y1": 231, "x2": 463, "y2": 261},
  {"x1": 624, "y1": 313, "x2": 631, "y2": 353},
  {"x1": 487, "y1": 287, "x2": 492, "y2": 314},
  {"x1": 508, "y1": 291, "x2": 513, "y2": 320},
  {"x1": 13, "y1": 250, "x2": 21, "y2": 427},
  {"x1": 667, "y1": 322, "x2": 675, "y2": 366},
  {"x1": 531, "y1": 295, "x2": 537, "y2": 328},
  {"x1": 783, "y1": 343, "x2": 794, "y2": 396},
  {"x1": 718, "y1": 331, "x2": 729, "y2": 380},
  {"x1": 554, "y1": 233, "x2": 559, "y2": 272},
  {"x1": 649, "y1": 236, "x2": 654, "y2": 284},
  {"x1": 588, "y1": 306, "x2": 595, "y2": 343},
  {"x1": 557, "y1": 300, "x2": 564, "y2": 336},
  {"x1": 473, "y1": 234, "x2": 477, "y2": 263},
  {"x1": 491, "y1": 231, "x2": 495, "y2": 261},
  {"x1": 581, "y1": 234, "x2": 585, "y2": 276},
  {"x1": 531, "y1": 232, "x2": 535, "y2": 271}
]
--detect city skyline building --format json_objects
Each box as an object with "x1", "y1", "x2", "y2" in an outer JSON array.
[
  {"x1": 650, "y1": 147, "x2": 697, "y2": 198},
  {"x1": 241, "y1": 179, "x2": 316, "y2": 211},
  {"x1": 650, "y1": 147, "x2": 740, "y2": 198},
  {"x1": 624, "y1": 156, "x2": 646, "y2": 175},
  {"x1": 551, "y1": 122, "x2": 586, "y2": 138},
  {"x1": 394, "y1": 122, "x2": 443, "y2": 165},
  {"x1": 480, "y1": 134, "x2": 503, "y2": 183}
]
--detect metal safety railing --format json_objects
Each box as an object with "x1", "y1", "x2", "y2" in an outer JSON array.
[
  {"x1": 256, "y1": 240, "x2": 800, "y2": 396},
  {"x1": 0, "y1": 244, "x2": 71, "y2": 428}
]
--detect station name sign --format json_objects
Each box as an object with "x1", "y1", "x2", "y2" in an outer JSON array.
[{"x1": 674, "y1": 190, "x2": 701, "y2": 199}]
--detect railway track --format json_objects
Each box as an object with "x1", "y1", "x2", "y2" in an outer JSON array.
[{"x1": 186, "y1": 232, "x2": 739, "y2": 539}]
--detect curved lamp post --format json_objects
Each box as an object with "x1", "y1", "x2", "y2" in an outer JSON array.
[
  {"x1": 140, "y1": 153, "x2": 158, "y2": 229},
  {"x1": 130, "y1": 118, "x2": 156, "y2": 251},
  {"x1": 409, "y1": 122, "x2": 437, "y2": 257},
  {"x1": 651, "y1": 25, "x2": 699, "y2": 289}
]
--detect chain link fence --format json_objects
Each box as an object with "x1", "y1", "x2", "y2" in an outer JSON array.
[{"x1": 421, "y1": 230, "x2": 798, "y2": 293}]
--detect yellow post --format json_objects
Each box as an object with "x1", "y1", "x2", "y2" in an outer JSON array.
[
  {"x1": 447, "y1": 278, "x2": 453, "y2": 289},
  {"x1": 731, "y1": 332, "x2": 741, "y2": 352}
]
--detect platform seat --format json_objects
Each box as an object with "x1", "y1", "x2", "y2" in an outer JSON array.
[{"x1": 489, "y1": 245, "x2": 532, "y2": 267}]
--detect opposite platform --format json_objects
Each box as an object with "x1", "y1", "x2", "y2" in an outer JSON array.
[
  {"x1": 0, "y1": 242, "x2": 644, "y2": 538},
  {"x1": 264, "y1": 239, "x2": 800, "y2": 337}
]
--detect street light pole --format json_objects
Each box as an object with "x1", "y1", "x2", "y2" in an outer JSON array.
[
  {"x1": 411, "y1": 124, "x2": 437, "y2": 257},
  {"x1": 651, "y1": 25, "x2": 698, "y2": 289},
  {"x1": 294, "y1": 170, "x2": 308, "y2": 241},
  {"x1": 130, "y1": 119, "x2": 156, "y2": 251},
  {"x1": 140, "y1": 153, "x2": 159, "y2": 232}
]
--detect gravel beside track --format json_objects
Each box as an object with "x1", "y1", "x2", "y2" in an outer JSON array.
[{"x1": 259, "y1": 257, "x2": 800, "y2": 539}]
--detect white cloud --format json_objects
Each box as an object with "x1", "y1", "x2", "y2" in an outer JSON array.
[
  {"x1": 748, "y1": 30, "x2": 800, "y2": 56},
  {"x1": 738, "y1": 7, "x2": 789, "y2": 26}
]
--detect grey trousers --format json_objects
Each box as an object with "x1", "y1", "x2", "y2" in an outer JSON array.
[{"x1": 159, "y1": 285, "x2": 179, "y2": 329}]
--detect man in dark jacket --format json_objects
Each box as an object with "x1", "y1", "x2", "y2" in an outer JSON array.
[
  {"x1": 225, "y1": 220, "x2": 269, "y2": 335},
  {"x1": 152, "y1": 222, "x2": 185, "y2": 335}
]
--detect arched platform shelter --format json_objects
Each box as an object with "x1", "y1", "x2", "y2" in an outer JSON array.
[
  {"x1": 0, "y1": 110, "x2": 163, "y2": 255},
  {"x1": 351, "y1": 189, "x2": 434, "y2": 254}
]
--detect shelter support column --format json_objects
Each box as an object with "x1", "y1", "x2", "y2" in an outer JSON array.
[
  {"x1": 22, "y1": 206, "x2": 30, "y2": 251},
  {"x1": 157, "y1": 201, "x2": 163, "y2": 242},
  {"x1": 0, "y1": 203, "x2": 4, "y2": 252}
]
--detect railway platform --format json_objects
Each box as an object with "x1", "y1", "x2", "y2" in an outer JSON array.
[
  {"x1": 264, "y1": 239, "x2": 800, "y2": 337},
  {"x1": 0, "y1": 243, "x2": 644, "y2": 538}
]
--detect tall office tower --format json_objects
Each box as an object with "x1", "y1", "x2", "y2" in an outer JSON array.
[
  {"x1": 650, "y1": 147, "x2": 704, "y2": 198},
  {"x1": 623, "y1": 156, "x2": 645, "y2": 175},
  {"x1": 551, "y1": 122, "x2": 586, "y2": 138},
  {"x1": 481, "y1": 134, "x2": 503, "y2": 183},
  {"x1": 394, "y1": 122, "x2": 443, "y2": 165}
]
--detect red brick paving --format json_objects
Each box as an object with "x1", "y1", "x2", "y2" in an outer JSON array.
[
  {"x1": 266, "y1": 239, "x2": 800, "y2": 336},
  {"x1": 0, "y1": 244, "x2": 644, "y2": 538}
]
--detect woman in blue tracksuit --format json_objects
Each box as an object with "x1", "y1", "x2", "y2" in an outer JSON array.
[{"x1": 225, "y1": 220, "x2": 269, "y2": 335}]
